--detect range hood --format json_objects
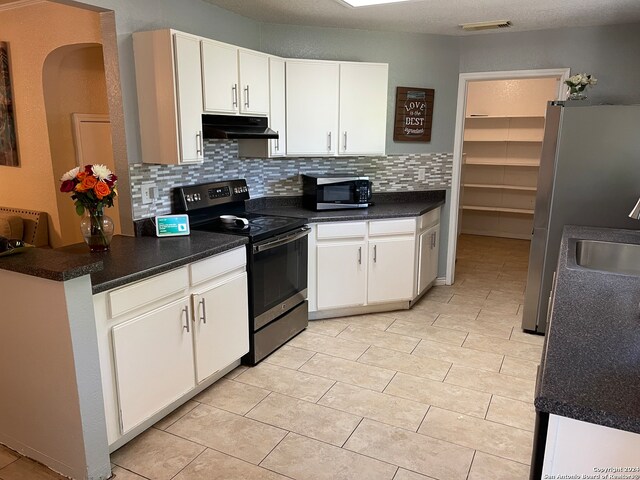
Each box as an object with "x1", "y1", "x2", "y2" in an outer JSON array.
[{"x1": 202, "y1": 114, "x2": 278, "y2": 140}]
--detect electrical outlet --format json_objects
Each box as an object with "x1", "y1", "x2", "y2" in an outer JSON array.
[
  {"x1": 417, "y1": 167, "x2": 426, "y2": 181},
  {"x1": 141, "y1": 182, "x2": 156, "y2": 205}
]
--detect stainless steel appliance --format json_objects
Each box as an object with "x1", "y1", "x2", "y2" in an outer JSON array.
[
  {"x1": 202, "y1": 115, "x2": 279, "y2": 140},
  {"x1": 522, "y1": 102, "x2": 640, "y2": 334},
  {"x1": 175, "y1": 179, "x2": 309, "y2": 365},
  {"x1": 302, "y1": 174, "x2": 372, "y2": 210}
]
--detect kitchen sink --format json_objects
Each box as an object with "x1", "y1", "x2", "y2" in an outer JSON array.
[{"x1": 575, "y1": 240, "x2": 640, "y2": 276}]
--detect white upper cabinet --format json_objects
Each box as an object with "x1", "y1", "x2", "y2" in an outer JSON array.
[
  {"x1": 238, "y1": 50, "x2": 270, "y2": 115},
  {"x1": 201, "y1": 40, "x2": 239, "y2": 114},
  {"x1": 269, "y1": 57, "x2": 286, "y2": 156},
  {"x1": 286, "y1": 59, "x2": 388, "y2": 157},
  {"x1": 201, "y1": 40, "x2": 270, "y2": 116},
  {"x1": 133, "y1": 30, "x2": 204, "y2": 165},
  {"x1": 286, "y1": 59, "x2": 340, "y2": 156},
  {"x1": 339, "y1": 63, "x2": 388, "y2": 156}
]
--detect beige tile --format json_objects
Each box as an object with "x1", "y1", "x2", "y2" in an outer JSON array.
[
  {"x1": 468, "y1": 451, "x2": 531, "y2": 480},
  {"x1": 387, "y1": 319, "x2": 468, "y2": 346},
  {"x1": 477, "y1": 311, "x2": 523, "y2": 327},
  {"x1": 435, "y1": 284, "x2": 491, "y2": 299},
  {"x1": 500, "y1": 356, "x2": 539, "y2": 381},
  {"x1": 174, "y1": 448, "x2": 287, "y2": 480},
  {"x1": 195, "y1": 379, "x2": 270, "y2": 415},
  {"x1": 462, "y1": 333, "x2": 543, "y2": 363},
  {"x1": 261, "y1": 432, "x2": 396, "y2": 480},
  {"x1": 486, "y1": 396, "x2": 536, "y2": 432},
  {"x1": 111, "y1": 428, "x2": 205, "y2": 480},
  {"x1": 358, "y1": 346, "x2": 451, "y2": 382},
  {"x1": 337, "y1": 325, "x2": 420, "y2": 353},
  {"x1": 224, "y1": 365, "x2": 248, "y2": 379},
  {"x1": 154, "y1": 400, "x2": 200, "y2": 430},
  {"x1": 413, "y1": 300, "x2": 480, "y2": 317},
  {"x1": 0, "y1": 458, "x2": 66, "y2": 480},
  {"x1": 339, "y1": 313, "x2": 396, "y2": 330},
  {"x1": 385, "y1": 372, "x2": 491, "y2": 418},
  {"x1": 445, "y1": 365, "x2": 535, "y2": 403},
  {"x1": 432, "y1": 314, "x2": 513, "y2": 339},
  {"x1": 450, "y1": 295, "x2": 520, "y2": 315},
  {"x1": 167, "y1": 404, "x2": 286, "y2": 465},
  {"x1": 418, "y1": 407, "x2": 533, "y2": 465},
  {"x1": 487, "y1": 289, "x2": 525, "y2": 304},
  {"x1": 110, "y1": 466, "x2": 148, "y2": 480},
  {"x1": 393, "y1": 469, "x2": 437, "y2": 480},
  {"x1": 299, "y1": 352, "x2": 395, "y2": 391},
  {"x1": 235, "y1": 362, "x2": 335, "y2": 402},
  {"x1": 413, "y1": 339, "x2": 504, "y2": 372},
  {"x1": 246, "y1": 392, "x2": 361, "y2": 446},
  {"x1": 264, "y1": 345, "x2": 316, "y2": 369},
  {"x1": 421, "y1": 288, "x2": 455, "y2": 303},
  {"x1": 318, "y1": 382, "x2": 429, "y2": 431},
  {"x1": 287, "y1": 331, "x2": 369, "y2": 360},
  {"x1": 306, "y1": 319, "x2": 349, "y2": 336},
  {"x1": 510, "y1": 329, "x2": 545, "y2": 346},
  {"x1": 379, "y1": 308, "x2": 438, "y2": 324},
  {"x1": 0, "y1": 445, "x2": 18, "y2": 469},
  {"x1": 344, "y1": 419, "x2": 474, "y2": 480},
  {"x1": 463, "y1": 278, "x2": 525, "y2": 294}
]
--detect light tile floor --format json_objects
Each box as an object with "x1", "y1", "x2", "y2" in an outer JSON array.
[{"x1": 0, "y1": 234, "x2": 543, "y2": 480}]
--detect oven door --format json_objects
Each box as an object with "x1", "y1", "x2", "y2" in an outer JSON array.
[{"x1": 251, "y1": 226, "x2": 310, "y2": 330}]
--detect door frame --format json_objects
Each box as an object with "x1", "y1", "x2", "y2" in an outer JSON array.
[{"x1": 445, "y1": 68, "x2": 571, "y2": 285}]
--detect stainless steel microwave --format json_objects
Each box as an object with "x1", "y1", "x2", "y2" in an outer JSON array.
[{"x1": 302, "y1": 174, "x2": 373, "y2": 211}]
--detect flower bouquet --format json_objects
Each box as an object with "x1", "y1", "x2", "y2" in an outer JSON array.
[
  {"x1": 60, "y1": 164, "x2": 118, "y2": 252},
  {"x1": 565, "y1": 73, "x2": 597, "y2": 100}
]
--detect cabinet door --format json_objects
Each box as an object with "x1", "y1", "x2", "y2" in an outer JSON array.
[
  {"x1": 418, "y1": 225, "x2": 439, "y2": 294},
  {"x1": 339, "y1": 63, "x2": 388, "y2": 155},
  {"x1": 317, "y1": 242, "x2": 366, "y2": 309},
  {"x1": 174, "y1": 33, "x2": 204, "y2": 163},
  {"x1": 286, "y1": 60, "x2": 339, "y2": 155},
  {"x1": 368, "y1": 237, "x2": 415, "y2": 303},
  {"x1": 269, "y1": 57, "x2": 286, "y2": 157},
  {"x1": 201, "y1": 40, "x2": 239, "y2": 114},
  {"x1": 239, "y1": 50, "x2": 270, "y2": 115},
  {"x1": 112, "y1": 297, "x2": 195, "y2": 434},
  {"x1": 192, "y1": 273, "x2": 249, "y2": 383}
]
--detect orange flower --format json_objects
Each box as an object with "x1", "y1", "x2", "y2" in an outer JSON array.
[
  {"x1": 76, "y1": 171, "x2": 87, "y2": 181},
  {"x1": 75, "y1": 175, "x2": 97, "y2": 192},
  {"x1": 94, "y1": 181, "x2": 111, "y2": 199}
]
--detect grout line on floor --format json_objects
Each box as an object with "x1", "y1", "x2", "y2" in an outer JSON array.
[{"x1": 465, "y1": 450, "x2": 477, "y2": 480}]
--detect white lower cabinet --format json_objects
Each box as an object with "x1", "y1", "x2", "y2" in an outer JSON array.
[
  {"x1": 368, "y1": 237, "x2": 415, "y2": 303},
  {"x1": 317, "y1": 242, "x2": 367, "y2": 309},
  {"x1": 95, "y1": 247, "x2": 249, "y2": 446},
  {"x1": 192, "y1": 272, "x2": 248, "y2": 383},
  {"x1": 417, "y1": 224, "x2": 440, "y2": 294},
  {"x1": 112, "y1": 297, "x2": 195, "y2": 434}
]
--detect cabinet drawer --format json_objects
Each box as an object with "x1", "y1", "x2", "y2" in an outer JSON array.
[
  {"x1": 316, "y1": 222, "x2": 367, "y2": 240},
  {"x1": 418, "y1": 208, "x2": 441, "y2": 230},
  {"x1": 189, "y1": 247, "x2": 247, "y2": 286},
  {"x1": 108, "y1": 267, "x2": 189, "y2": 318},
  {"x1": 369, "y1": 218, "x2": 416, "y2": 236}
]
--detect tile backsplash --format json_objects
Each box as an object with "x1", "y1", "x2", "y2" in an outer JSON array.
[{"x1": 129, "y1": 140, "x2": 453, "y2": 219}]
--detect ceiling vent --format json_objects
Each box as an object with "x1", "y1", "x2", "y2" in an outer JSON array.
[{"x1": 460, "y1": 20, "x2": 512, "y2": 31}]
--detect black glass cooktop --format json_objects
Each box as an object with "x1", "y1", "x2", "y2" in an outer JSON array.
[{"x1": 193, "y1": 212, "x2": 306, "y2": 243}]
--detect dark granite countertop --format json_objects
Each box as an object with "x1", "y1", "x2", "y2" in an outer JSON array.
[
  {"x1": 0, "y1": 247, "x2": 103, "y2": 282},
  {"x1": 248, "y1": 190, "x2": 446, "y2": 222},
  {"x1": 58, "y1": 231, "x2": 247, "y2": 294},
  {"x1": 535, "y1": 225, "x2": 640, "y2": 434}
]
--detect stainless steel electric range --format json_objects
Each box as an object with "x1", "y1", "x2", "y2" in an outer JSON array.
[{"x1": 174, "y1": 179, "x2": 310, "y2": 365}]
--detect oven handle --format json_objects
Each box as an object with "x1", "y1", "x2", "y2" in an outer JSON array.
[{"x1": 253, "y1": 226, "x2": 311, "y2": 253}]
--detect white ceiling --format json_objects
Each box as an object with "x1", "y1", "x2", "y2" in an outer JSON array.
[{"x1": 202, "y1": 0, "x2": 640, "y2": 35}]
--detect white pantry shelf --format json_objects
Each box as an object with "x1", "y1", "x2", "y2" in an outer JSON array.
[
  {"x1": 462, "y1": 205, "x2": 535, "y2": 215},
  {"x1": 463, "y1": 183, "x2": 537, "y2": 191}
]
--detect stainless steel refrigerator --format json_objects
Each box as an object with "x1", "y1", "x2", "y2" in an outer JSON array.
[{"x1": 522, "y1": 102, "x2": 640, "y2": 334}]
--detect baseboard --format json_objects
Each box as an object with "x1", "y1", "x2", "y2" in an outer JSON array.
[
  {"x1": 434, "y1": 277, "x2": 446, "y2": 286},
  {"x1": 460, "y1": 229, "x2": 532, "y2": 240}
]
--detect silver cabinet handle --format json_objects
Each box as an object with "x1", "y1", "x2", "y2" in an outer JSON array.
[
  {"x1": 431, "y1": 232, "x2": 436, "y2": 249},
  {"x1": 373, "y1": 244, "x2": 377, "y2": 263},
  {"x1": 196, "y1": 131, "x2": 203, "y2": 156},
  {"x1": 358, "y1": 246, "x2": 362, "y2": 265},
  {"x1": 328, "y1": 132, "x2": 332, "y2": 151},
  {"x1": 199, "y1": 298, "x2": 207, "y2": 324},
  {"x1": 244, "y1": 85, "x2": 250, "y2": 108},
  {"x1": 182, "y1": 306, "x2": 190, "y2": 333},
  {"x1": 344, "y1": 131, "x2": 348, "y2": 151},
  {"x1": 232, "y1": 84, "x2": 238, "y2": 107},
  {"x1": 275, "y1": 130, "x2": 279, "y2": 151}
]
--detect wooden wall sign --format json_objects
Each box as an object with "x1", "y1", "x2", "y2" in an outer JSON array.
[{"x1": 394, "y1": 87, "x2": 434, "y2": 142}]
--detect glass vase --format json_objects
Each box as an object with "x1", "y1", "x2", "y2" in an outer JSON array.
[
  {"x1": 567, "y1": 88, "x2": 587, "y2": 101},
  {"x1": 80, "y1": 207, "x2": 114, "y2": 252}
]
